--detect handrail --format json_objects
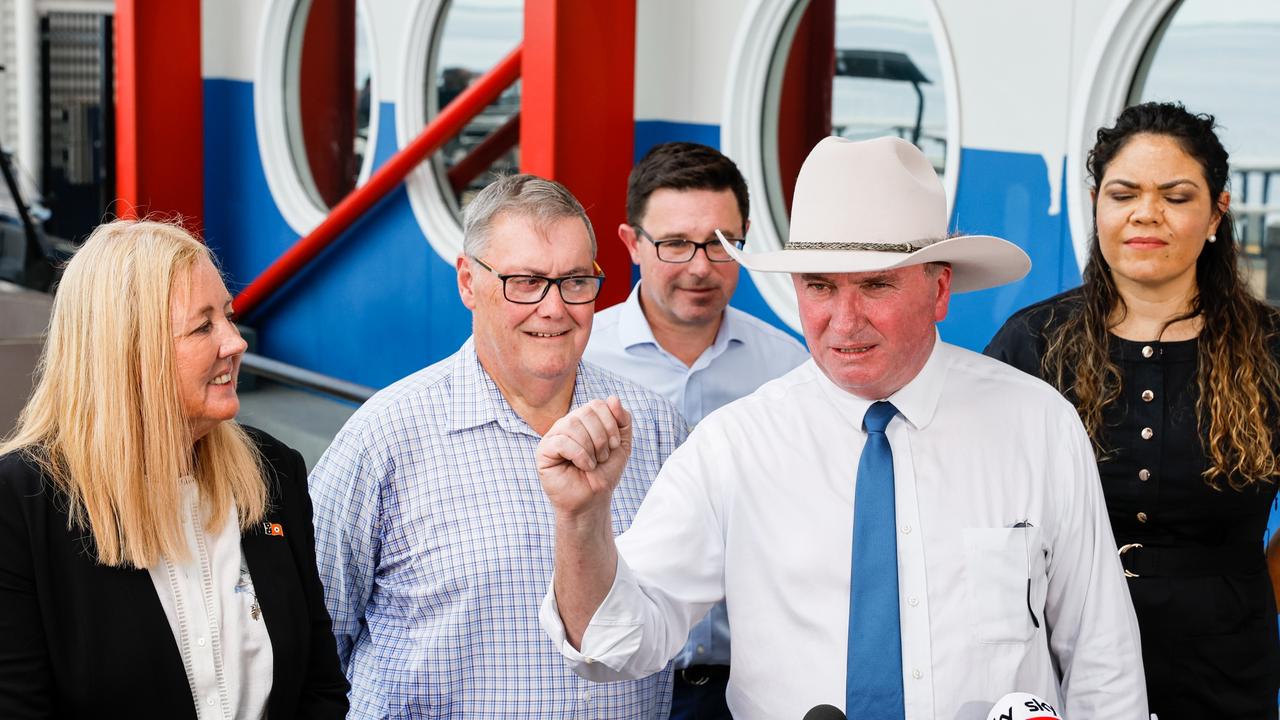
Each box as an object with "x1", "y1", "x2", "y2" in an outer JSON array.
[
  {"x1": 233, "y1": 45, "x2": 524, "y2": 317},
  {"x1": 447, "y1": 111, "x2": 520, "y2": 193},
  {"x1": 239, "y1": 351, "x2": 376, "y2": 403}
]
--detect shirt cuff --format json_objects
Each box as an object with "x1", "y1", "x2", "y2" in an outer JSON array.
[{"x1": 539, "y1": 555, "x2": 650, "y2": 681}]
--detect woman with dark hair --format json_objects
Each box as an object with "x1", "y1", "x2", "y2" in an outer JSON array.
[{"x1": 986, "y1": 102, "x2": 1280, "y2": 719}]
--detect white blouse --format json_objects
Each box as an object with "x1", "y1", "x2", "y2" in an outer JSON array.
[{"x1": 148, "y1": 479, "x2": 274, "y2": 719}]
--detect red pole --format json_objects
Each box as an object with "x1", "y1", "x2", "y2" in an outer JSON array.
[
  {"x1": 115, "y1": 0, "x2": 203, "y2": 227},
  {"x1": 521, "y1": 0, "x2": 636, "y2": 309},
  {"x1": 233, "y1": 45, "x2": 523, "y2": 317}
]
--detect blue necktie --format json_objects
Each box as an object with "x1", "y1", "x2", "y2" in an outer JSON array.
[{"x1": 846, "y1": 401, "x2": 905, "y2": 719}]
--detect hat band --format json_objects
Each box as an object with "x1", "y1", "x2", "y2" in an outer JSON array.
[{"x1": 784, "y1": 240, "x2": 925, "y2": 253}]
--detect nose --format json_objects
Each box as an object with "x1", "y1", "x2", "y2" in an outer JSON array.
[
  {"x1": 536, "y1": 282, "x2": 570, "y2": 318},
  {"x1": 685, "y1": 245, "x2": 715, "y2": 276},
  {"x1": 221, "y1": 321, "x2": 249, "y2": 358},
  {"x1": 1132, "y1": 193, "x2": 1163, "y2": 224},
  {"x1": 828, "y1": 288, "x2": 867, "y2": 335}
]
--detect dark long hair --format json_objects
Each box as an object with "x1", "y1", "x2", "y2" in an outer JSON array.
[{"x1": 1041, "y1": 102, "x2": 1279, "y2": 490}]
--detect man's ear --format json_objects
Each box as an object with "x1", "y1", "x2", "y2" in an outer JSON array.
[
  {"x1": 618, "y1": 223, "x2": 642, "y2": 264},
  {"x1": 931, "y1": 264, "x2": 953, "y2": 323},
  {"x1": 457, "y1": 254, "x2": 477, "y2": 310}
]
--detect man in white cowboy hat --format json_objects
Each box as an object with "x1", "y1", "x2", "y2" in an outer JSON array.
[{"x1": 534, "y1": 137, "x2": 1148, "y2": 719}]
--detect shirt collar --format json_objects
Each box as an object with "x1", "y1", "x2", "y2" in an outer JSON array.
[
  {"x1": 616, "y1": 281, "x2": 742, "y2": 358},
  {"x1": 816, "y1": 328, "x2": 947, "y2": 433},
  {"x1": 448, "y1": 337, "x2": 508, "y2": 433},
  {"x1": 448, "y1": 336, "x2": 597, "y2": 437},
  {"x1": 616, "y1": 282, "x2": 660, "y2": 351}
]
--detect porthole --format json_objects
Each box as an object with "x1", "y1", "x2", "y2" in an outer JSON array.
[
  {"x1": 256, "y1": 0, "x2": 378, "y2": 234},
  {"x1": 724, "y1": 0, "x2": 958, "y2": 329},
  {"x1": 400, "y1": 0, "x2": 522, "y2": 262},
  {"x1": 1130, "y1": 0, "x2": 1280, "y2": 301}
]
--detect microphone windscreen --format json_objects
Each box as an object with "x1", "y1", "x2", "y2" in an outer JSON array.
[
  {"x1": 985, "y1": 692, "x2": 1063, "y2": 720},
  {"x1": 802, "y1": 704, "x2": 846, "y2": 720}
]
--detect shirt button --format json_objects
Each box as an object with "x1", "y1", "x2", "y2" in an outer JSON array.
[
  {"x1": 197, "y1": 637, "x2": 206, "y2": 647},
  {"x1": 581, "y1": 689, "x2": 592, "y2": 702},
  {"x1": 584, "y1": 657, "x2": 595, "y2": 665},
  {"x1": 1137, "y1": 512, "x2": 1149, "y2": 523},
  {"x1": 1142, "y1": 345, "x2": 1154, "y2": 358},
  {"x1": 1141, "y1": 427, "x2": 1154, "y2": 440},
  {"x1": 900, "y1": 525, "x2": 911, "y2": 534},
  {"x1": 907, "y1": 596, "x2": 919, "y2": 607},
  {"x1": 696, "y1": 645, "x2": 705, "y2": 654},
  {"x1": 1138, "y1": 468, "x2": 1151, "y2": 481},
  {"x1": 912, "y1": 669, "x2": 923, "y2": 679},
  {"x1": 207, "y1": 697, "x2": 216, "y2": 706},
  {"x1": 1141, "y1": 389, "x2": 1154, "y2": 402}
]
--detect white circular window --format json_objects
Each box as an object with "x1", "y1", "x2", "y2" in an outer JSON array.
[
  {"x1": 1065, "y1": 0, "x2": 1178, "y2": 272},
  {"x1": 399, "y1": 0, "x2": 522, "y2": 263},
  {"x1": 256, "y1": 0, "x2": 378, "y2": 235},
  {"x1": 1130, "y1": 0, "x2": 1280, "y2": 301},
  {"x1": 724, "y1": 0, "x2": 957, "y2": 329}
]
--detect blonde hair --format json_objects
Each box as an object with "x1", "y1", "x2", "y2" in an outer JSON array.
[{"x1": 0, "y1": 219, "x2": 268, "y2": 568}]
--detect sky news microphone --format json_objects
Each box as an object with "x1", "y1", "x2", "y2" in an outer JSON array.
[
  {"x1": 986, "y1": 692, "x2": 1062, "y2": 720},
  {"x1": 802, "y1": 704, "x2": 846, "y2": 720}
]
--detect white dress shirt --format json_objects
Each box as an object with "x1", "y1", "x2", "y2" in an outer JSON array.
[{"x1": 541, "y1": 337, "x2": 1148, "y2": 720}]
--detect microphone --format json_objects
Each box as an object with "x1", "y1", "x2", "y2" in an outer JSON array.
[
  {"x1": 986, "y1": 692, "x2": 1062, "y2": 720},
  {"x1": 802, "y1": 705, "x2": 846, "y2": 720}
]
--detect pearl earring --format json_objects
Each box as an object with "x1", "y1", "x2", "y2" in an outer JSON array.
[{"x1": 1208, "y1": 234, "x2": 1217, "y2": 243}]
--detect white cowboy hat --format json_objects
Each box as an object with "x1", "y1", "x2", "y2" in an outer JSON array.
[{"x1": 717, "y1": 136, "x2": 1030, "y2": 293}]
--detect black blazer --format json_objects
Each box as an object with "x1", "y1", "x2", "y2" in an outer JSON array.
[{"x1": 0, "y1": 427, "x2": 349, "y2": 718}]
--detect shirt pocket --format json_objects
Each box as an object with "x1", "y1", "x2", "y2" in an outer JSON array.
[{"x1": 962, "y1": 527, "x2": 1043, "y2": 644}]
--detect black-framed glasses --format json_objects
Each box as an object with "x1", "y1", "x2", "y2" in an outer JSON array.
[
  {"x1": 633, "y1": 226, "x2": 745, "y2": 263},
  {"x1": 470, "y1": 256, "x2": 605, "y2": 304}
]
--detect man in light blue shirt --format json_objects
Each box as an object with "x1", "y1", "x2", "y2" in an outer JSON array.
[
  {"x1": 309, "y1": 175, "x2": 687, "y2": 718},
  {"x1": 585, "y1": 143, "x2": 809, "y2": 719}
]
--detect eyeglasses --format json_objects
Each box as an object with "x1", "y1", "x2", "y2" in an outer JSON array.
[
  {"x1": 633, "y1": 226, "x2": 745, "y2": 263},
  {"x1": 470, "y1": 256, "x2": 605, "y2": 304}
]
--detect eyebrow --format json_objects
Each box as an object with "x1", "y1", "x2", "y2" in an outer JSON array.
[
  {"x1": 509, "y1": 265, "x2": 594, "y2": 276},
  {"x1": 181, "y1": 298, "x2": 233, "y2": 321},
  {"x1": 1103, "y1": 178, "x2": 1201, "y2": 191}
]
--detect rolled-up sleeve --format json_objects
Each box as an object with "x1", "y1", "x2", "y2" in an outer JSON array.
[{"x1": 541, "y1": 425, "x2": 730, "y2": 681}]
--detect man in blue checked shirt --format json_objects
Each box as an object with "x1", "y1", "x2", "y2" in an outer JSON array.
[
  {"x1": 585, "y1": 142, "x2": 809, "y2": 719},
  {"x1": 309, "y1": 174, "x2": 688, "y2": 719}
]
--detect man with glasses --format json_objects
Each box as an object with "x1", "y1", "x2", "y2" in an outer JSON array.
[
  {"x1": 309, "y1": 174, "x2": 688, "y2": 718},
  {"x1": 584, "y1": 142, "x2": 809, "y2": 720}
]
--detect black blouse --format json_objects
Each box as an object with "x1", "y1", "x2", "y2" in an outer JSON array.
[{"x1": 986, "y1": 288, "x2": 1279, "y2": 720}]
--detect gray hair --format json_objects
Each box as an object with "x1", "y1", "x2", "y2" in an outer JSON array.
[{"x1": 461, "y1": 174, "x2": 597, "y2": 258}]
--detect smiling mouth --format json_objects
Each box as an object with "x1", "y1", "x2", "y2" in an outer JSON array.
[
  {"x1": 526, "y1": 330, "x2": 569, "y2": 338},
  {"x1": 211, "y1": 373, "x2": 234, "y2": 385}
]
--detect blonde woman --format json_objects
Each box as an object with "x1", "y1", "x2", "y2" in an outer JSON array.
[{"x1": 0, "y1": 220, "x2": 348, "y2": 718}]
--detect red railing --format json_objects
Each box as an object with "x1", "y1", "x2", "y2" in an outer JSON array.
[
  {"x1": 447, "y1": 111, "x2": 520, "y2": 194},
  {"x1": 233, "y1": 45, "x2": 523, "y2": 317}
]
